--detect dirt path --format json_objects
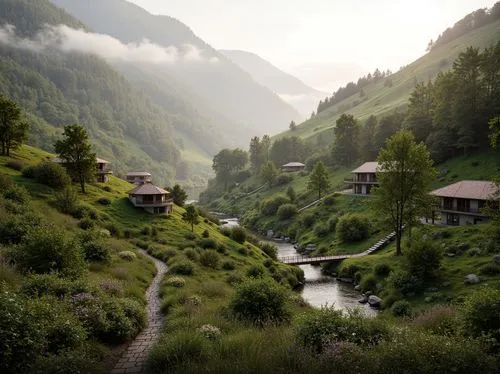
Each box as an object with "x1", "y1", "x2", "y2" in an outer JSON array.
[{"x1": 111, "y1": 250, "x2": 167, "y2": 374}]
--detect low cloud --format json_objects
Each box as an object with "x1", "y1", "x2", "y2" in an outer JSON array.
[{"x1": 0, "y1": 24, "x2": 217, "y2": 64}]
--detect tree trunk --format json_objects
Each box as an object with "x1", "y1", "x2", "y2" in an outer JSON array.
[
  {"x1": 395, "y1": 232, "x2": 402, "y2": 256},
  {"x1": 5, "y1": 146, "x2": 9, "y2": 156}
]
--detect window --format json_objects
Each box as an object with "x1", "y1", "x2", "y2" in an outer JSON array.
[{"x1": 446, "y1": 213, "x2": 459, "y2": 226}]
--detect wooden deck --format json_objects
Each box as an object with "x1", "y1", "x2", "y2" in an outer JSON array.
[{"x1": 279, "y1": 231, "x2": 396, "y2": 265}]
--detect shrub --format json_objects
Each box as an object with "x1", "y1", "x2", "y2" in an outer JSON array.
[
  {"x1": 238, "y1": 246, "x2": 249, "y2": 256},
  {"x1": 99, "y1": 279, "x2": 124, "y2": 297},
  {"x1": 118, "y1": 251, "x2": 137, "y2": 262},
  {"x1": 300, "y1": 212, "x2": 316, "y2": 228},
  {"x1": 202, "y1": 229, "x2": 209, "y2": 238},
  {"x1": 296, "y1": 307, "x2": 389, "y2": 352},
  {"x1": 360, "y1": 274, "x2": 378, "y2": 293},
  {"x1": 322, "y1": 195, "x2": 336, "y2": 206},
  {"x1": 479, "y1": 263, "x2": 500, "y2": 275},
  {"x1": 231, "y1": 226, "x2": 247, "y2": 244},
  {"x1": 140, "y1": 226, "x2": 151, "y2": 236},
  {"x1": 184, "y1": 232, "x2": 196, "y2": 240},
  {"x1": 260, "y1": 242, "x2": 277, "y2": 260},
  {"x1": 197, "y1": 324, "x2": 221, "y2": 340},
  {"x1": 79, "y1": 217, "x2": 95, "y2": 230},
  {"x1": 406, "y1": 237, "x2": 442, "y2": 279},
  {"x1": 0, "y1": 174, "x2": 14, "y2": 190},
  {"x1": 222, "y1": 260, "x2": 235, "y2": 270},
  {"x1": 21, "y1": 274, "x2": 90, "y2": 298},
  {"x1": 136, "y1": 240, "x2": 149, "y2": 250},
  {"x1": 277, "y1": 203, "x2": 297, "y2": 220},
  {"x1": 336, "y1": 213, "x2": 370, "y2": 242},
  {"x1": 374, "y1": 263, "x2": 391, "y2": 277},
  {"x1": 166, "y1": 277, "x2": 186, "y2": 288},
  {"x1": 4, "y1": 184, "x2": 30, "y2": 204},
  {"x1": 32, "y1": 162, "x2": 71, "y2": 190},
  {"x1": 184, "y1": 248, "x2": 200, "y2": 262},
  {"x1": 5, "y1": 159, "x2": 24, "y2": 171},
  {"x1": 391, "y1": 300, "x2": 412, "y2": 317},
  {"x1": 16, "y1": 226, "x2": 85, "y2": 278},
  {"x1": 21, "y1": 165, "x2": 36, "y2": 178},
  {"x1": 411, "y1": 306, "x2": 458, "y2": 336},
  {"x1": 220, "y1": 227, "x2": 231, "y2": 237},
  {"x1": 313, "y1": 222, "x2": 330, "y2": 237},
  {"x1": 230, "y1": 278, "x2": 290, "y2": 326},
  {"x1": 82, "y1": 240, "x2": 110, "y2": 263},
  {"x1": 55, "y1": 187, "x2": 78, "y2": 214},
  {"x1": 338, "y1": 263, "x2": 360, "y2": 278},
  {"x1": 199, "y1": 250, "x2": 220, "y2": 269},
  {"x1": 198, "y1": 238, "x2": 217, "y2": 249},
  {"x1": 327, "y1": 216, "x2": 338, "y2": 231},
  {"x1": 97, "y1": 197, "x2": 111, "y2": 206},
  {"x1": 277, "y1": 174, "x2": 293, "y2": 185},
  {"x1": 461, "y1": 288, "x2": 500, "y2": 341},
  {"x1": 388, "y1": 271, "x2": 422, "y2": 295},
  {"x1": 261, "y1": 195, "x2": 290, "y2": 216},
  {"x1": 246, "y1": 265, "x2": 265, "y2": 278},
  {"x1": 0, "y1": 213, "x2": 40, "y2": 245},
  {"x1": 71, "y1": 204, "x2": 99, "y2": 220},
  {"x1": 286, "y1": 186, "x2": 296, "y2": 202},
  {"x1": 170, "y1": 261, "x2": 195, "y2": 276}
]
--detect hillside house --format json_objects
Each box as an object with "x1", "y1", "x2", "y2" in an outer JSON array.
[
  {"x1": 54, "y1": 157, "x2": 112, "y2": 183},
  {"x1": 128, "y1": 182, "x2": 173, "y2": 215},
  {"x1": 126, "y1": 171, "x2": 152, "y2": 185},
  {"x1": 430, "y1": 180, "x2": 498, "y2": 226},
  {"x1": 346, "y1": 162, "x2": 379, "y2": 195},
  {"x1": 281, "y1": 162, "x2": 305, "y2": 172}
]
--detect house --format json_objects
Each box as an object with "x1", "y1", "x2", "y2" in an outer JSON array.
[
  {"x1": 430, "y1": 180, "x2": 498, "y2": 226},
  {"x1": 346, "y1": 162, "x2": 379, "y2": 195},
  {"x1": 126, "y1": 171, "x2": 152, "y2": 185},
  {"x1": 54, "y1": 157, "x2": 112, "y2": 183},
  {"x1": 128, "y1": 182, "x2": 173, "y2": 215},
  {"x1": 281, "y1": 162, "x2": 305, "y2": 172}
]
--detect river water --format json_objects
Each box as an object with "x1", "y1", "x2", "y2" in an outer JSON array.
[{"x1": 222, "y1": 218, "x2": 376, "y2": 316}]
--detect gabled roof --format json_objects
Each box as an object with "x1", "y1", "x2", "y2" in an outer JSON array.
[
  {"x1": 53, "y1": 157, "x2": 109, "y2": 164},
  {"x1": 127, "y1": 171, "x2": 152, "y2": 177},
  {"x1": 352, "y1": 162, "x2": 378, "y2": 174},
  {"x1": 282, "y1": 162, "x2": 305, "y2": 167},
  {"x1": 96, "y1": 158, "x2": 110, "y2": 164},
  {"x1": 128, "y1": 182, "x2": 168, "y2": 196},
  {"x1": 430, "y1": 180, "x2": 498, "y2": 200}
]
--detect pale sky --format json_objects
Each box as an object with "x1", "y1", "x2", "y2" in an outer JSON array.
[{"x1": 129, "y1": 0, "x2": 496, "y2": 73}]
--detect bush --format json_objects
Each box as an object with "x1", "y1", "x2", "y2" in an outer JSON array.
[
  {"x1": 411, "y1": 306, "x2": 458, "y2": 336},
  {"x1": 166, "y1": 277, "x2": 185, "y2": 288},
  {"x1": 391, "y1": 300, "x2": 412, "y2": 317},
  {"x1": 32, "y1": 162, "x2": 71, "y2": 190},
  {"x1": 479, "y1": 263, "x2": 500, "y2": 275},
  {"x1": 406, "y1": 237, "x2": 442, "y2": 279},
  {"x1": 461, "y1": 288, "x2": 500, "y2": 341},
  {"x1": 79, "y1": 217, "x2": 95, "y2": 230},
  {"x1": 238, "y1": 246, "x2": 248, "y2": 256},
  {"x1": 296, "y1": 307, "x2": 389, "y2": 352},
  {"x1": 220, "y1": 227, "x2": 231, "y2": 237},
  {"x1": 184, "y1": 232, "x2": 196, "y2": 240},
  {"x1": 338, "y1": 263, "x2": 360, "y2": 278},
  {"x1": 118, "y1": 251, "x2": 137, "y2": 261},
  {"x1": 360, "y1": 274, "x2": 378, "y2": 293},
  {"x1": 230, "y1": 278, "x2": 290, "y2": 325},
  {"x1": 21, "y1": 273, "x2": 90, "y2": 298},
  {"x1": 199, "y1": 250, "x2": 220, "y2": 269},
  {"x1": 231, "y1": 226, "x2": 247, "y2": 244},
  {"x1": 374, "y1": 263, "x2": 391, "y2": 277},
  {"x1": 313, "y1": 222, "x2": 330, "y2": 237},
  {"x1": 246, "y1": 265, "x2": 265, "y2": 278},
  {"x1": 260, "y1": 242, "x2": 277, "y2": 260},
  {"x1": 327, "y1": 216, "x2": 338, "y2": 231},
  {"x1": 21, "y1": 164, "x2": 36, "y2": 178},
  {"x1": 4, "y1": 184, "x2": 30, "y2": 204},
  {"x1": 336, "y1": 213, "x2": 370, "y2": 243},
  {"x1": 0, "y1": 174, "x2": 14, "y2": 190},
  {"x1": 261, "y1": 195, "x2": 290, "y2": 216},
  {"x1": 277, "y1": 203, "x2": 298, "y2": 220},
  {"x1": 170, "y1": 261, "x2": 195, "y2": 276},
  {"x1": 297, "y1": 215, "x2": 314, "y2": 231},
  {"x1": 197, "y1": 324, "x2": 221, "y2": 340},
  {"x1": 198, "y1": 238, "x2": 217, "y2": 249},
  {"x1": 277, "y1": 174, "x2": 293, "y2": 185},
  {"x1": 184, "y1": 248, "x2": 200, "y2": 262},
  {"x1": 388, "y1": 271, "x2": 422, "y2": 295},
  {"x1": 5, "y1": 159, "x2": 24, "y2": 171},
  {"x1": 222, "y1": 260, "x2": 235, "y2": 270},
  {"x1": 97, "y1": 197, "x2": 111, "y2": 206},
  {"x1": 202, "y1": 229, "x2": 209, "y2": 238},
  {"x1": 82, "y1": 240, "x2": 110, "y2": 263},
  {"x1": 71, "y1": 204, "x2": 99, "y2": 221},
  {"x1": 16, "y1": 226, "x2": 85, "y2": 278}
]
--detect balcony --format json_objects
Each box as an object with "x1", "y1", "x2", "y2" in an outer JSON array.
[
  {"x1": 344, "y1": 178, "x2": 379, "y2": 185},
  {"x1": 439, "y1": 206, "x2": 487, "y2": 216}
]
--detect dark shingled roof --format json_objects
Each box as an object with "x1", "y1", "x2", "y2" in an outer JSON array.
[
  {"x1": 430, "y1": 180, "x2": 498, "y2": 200},
  {"x1": 128, "y1": 182, "x2": 169, "y2": 196}
]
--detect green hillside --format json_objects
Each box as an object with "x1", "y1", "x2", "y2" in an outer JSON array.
[{"x1": 276, "y1": 19, "x2": 500, "y2": 144}]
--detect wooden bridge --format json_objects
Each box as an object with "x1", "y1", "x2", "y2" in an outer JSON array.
[{"x1": 279, "y1": 231, "x2": 397, "y2": 265}]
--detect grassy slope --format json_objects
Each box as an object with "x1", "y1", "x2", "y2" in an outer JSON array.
[{"x1": 275, "y1": 19, "x2": 500, "y2": 144}]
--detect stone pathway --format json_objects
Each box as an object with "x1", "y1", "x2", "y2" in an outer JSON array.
[{"x1": 111, "y1": 250, "x2": 167, "y2": 374}]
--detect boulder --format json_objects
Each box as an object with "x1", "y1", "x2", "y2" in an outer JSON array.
[
  {"x1": 354, "y1": 285, "x2": 361, "y2": 291},
  {"x1": 368, "y1": 295, "x2": 382, "y2": 308},
  {"x1": 494, "y1": 254, "x2": 500, "y2": 264},
  {"x1": 266, "y1": 230, "x2": 274, "y2": 238},
  {"x1": 358, "y1": 295, "x2": 368, "y2": 304},
  {"x1": 424, "y1": 296, "x2": 433, "y2": 303},
  {"x1": 464, "y1": 274, "x2": 480, "y2": 284}
]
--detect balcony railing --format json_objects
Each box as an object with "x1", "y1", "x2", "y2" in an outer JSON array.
[
  {"x1": 440, "y1": 206, "x2": 485, "y2": 215},
  {"x1": 344, "y1": 178, "x2": 378, "y2": 185}
]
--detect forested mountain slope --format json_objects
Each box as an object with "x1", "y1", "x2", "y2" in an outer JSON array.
[
  {"x1": 276, "y1": 17, "x2": 500, "y2": 144},
  {"x1": 0, "y1": 0, "x2": 181, "y2": 185},
  {"x1": 220, "y1": 49, "x2": 327, "y2": 116},
  {"x1": 51, "y1": 0, "x2": 302, "y2": 135}
]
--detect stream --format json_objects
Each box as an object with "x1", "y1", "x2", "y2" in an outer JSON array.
[{"x1": 222, "y1": 218, "x2": 377, "y2": 316}]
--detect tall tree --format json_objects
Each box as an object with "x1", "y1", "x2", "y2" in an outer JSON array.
[
  {"x1": 212, "y1": 148, "x2": 248, "y2": 191},
  {"x1": 405, "y1": 82, "x2": 434, "y2": 143},
  {"x1": 373, "y1": 111, "x2": 404, "y2": 151},
  {"x1": 270, "y1": 136, "x2": 308, "y2": 167},
  {"x1": 289, "y1": 120, "x2": 297, "y2": 131},
  {"x1": 260, "y1": 135, "x2": 271, "y2": 164},
  {"x1": 332, "y1": 114, "x2": 360, "y2": 166},
  {"x1": 0, "y1": 95, "x2": 28, "y2": 156},
  {"x1": 308, "y1": 161, "x2": 331, "y2": 200},
  {"x1": 168, "y1": 184, "x2": 188, "y2": 207},
  {"x1": 260, "y1": 161, "x2": 278, "y2": 187},
  {"x1": 249, "y1": 136, "x2": 262, "y2": 173},
  {"x1": 373, "y1": 130, "x2": 437, "y2": 255},
  {"x1": 489, "y1": 116, "x2": 500, "y2": 149},
  {"x1": 360, "y1": 115, "x2": 378, "y2": 161},
  {"x1": 54, "y1": 124, "x2": 96, "y2": 193},
  {"x1": 182, "y1": 204, "x2": 199, "y2": 232}
]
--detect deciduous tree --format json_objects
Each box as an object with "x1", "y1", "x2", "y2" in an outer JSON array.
[
  {"x1": 260, "y1": 161, "x2": 278, "y2": 187},
  {"x1": 308, "y1": 161, "x2": 331, "y2": 200},
  {"x1": 331, "y1": 114, "x2": 360, "y2": 166},
  {"x1": 373, "y1": 130, "x2": 437, "y2": 256},
  {"x1": 169, "y1": 184, "x2": 188, "y2": 207},
  {"x1": 0, "y1": 95, "x2": 28, "y2": 156},
  {"x1": 182, "y1": 204, "x2": 199, "y2": 232},
  {"x1": 54, "y1": 124, "x2": 96, "y2": 193},
  {"x1": 212, "y1": 148, "x2": 248, "y2": 190}
]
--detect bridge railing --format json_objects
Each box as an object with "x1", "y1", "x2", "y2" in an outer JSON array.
[{"x1": 279, "y1": 254, "x2": 348, "y2": 263}]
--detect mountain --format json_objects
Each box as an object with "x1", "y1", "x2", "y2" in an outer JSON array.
[
  {"x1": 50, "y1": 0, "x2": 301, "y2": 136},
  {"x1": 275, "y1": 17, "x2": 500, "y2": 144},
  {"x1": 219, "y1": 49, "x2": 327, "y2": 117},
  {"x1": 0, "y1": 0, "x2": 182, "y2": 185}
]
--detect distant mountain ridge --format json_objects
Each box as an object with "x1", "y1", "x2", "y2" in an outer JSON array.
[{"x1": 50, "y1": 0, "x2": 301, "y2": 136}]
